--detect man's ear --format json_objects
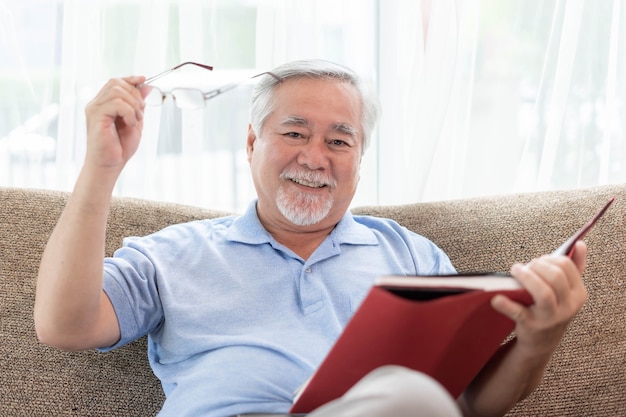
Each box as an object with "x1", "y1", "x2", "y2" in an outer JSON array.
[{"x1": 246, "y1": 124, "x2": 257, "y2": 162}]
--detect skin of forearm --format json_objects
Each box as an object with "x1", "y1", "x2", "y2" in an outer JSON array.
[
  {"x1": 34, "y1": 164, "x2": 120, "y2": 350},
  {"x1": 457, "y1": 338, "x2": 554, "y2": 417}
]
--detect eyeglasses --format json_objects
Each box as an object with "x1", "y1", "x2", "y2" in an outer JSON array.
[
  {"x1": 141, "y1": 61, "x2": 282, "y2": 110},
  {"x1": 143, "y1": 61, "x2": 214, "y2": 85}
]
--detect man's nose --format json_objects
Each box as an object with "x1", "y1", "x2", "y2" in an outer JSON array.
[{"x1": 297, "y1": 136, "x2": 330, "y2": 169}]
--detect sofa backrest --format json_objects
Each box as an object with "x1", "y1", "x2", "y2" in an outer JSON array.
[{"x1": 1, "y1": 184, "x2": 625, "y2": 416}]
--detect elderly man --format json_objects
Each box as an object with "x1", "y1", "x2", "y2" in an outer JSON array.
[{"x1": 34, "y1": 59, "x2": 587, "y2": 417}]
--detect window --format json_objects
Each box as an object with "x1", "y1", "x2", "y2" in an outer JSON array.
[{"x1": 2, "y1": 0, "x2": 625, "y2": 212}]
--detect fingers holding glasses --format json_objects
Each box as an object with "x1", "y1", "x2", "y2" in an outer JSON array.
[
  {"x1": 84, "y1": 76, "x2": 150, "y2": 168},
  {"x1": 87, "y1": 76, "x2": 147, "y2": 127}
]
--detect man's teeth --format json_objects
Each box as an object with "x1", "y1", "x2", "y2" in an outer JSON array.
[{"x1": 292, "y1": 178, "x2": 326, "y2": 188}]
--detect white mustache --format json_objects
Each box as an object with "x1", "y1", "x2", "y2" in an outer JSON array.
[{"x1": 280, "y1": 169, "x2": 337, "y2": 188}]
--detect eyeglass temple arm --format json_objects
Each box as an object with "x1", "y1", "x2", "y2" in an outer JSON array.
[
  {"x1": 143, "y1": 62, "x2": 214, "y2": 85},
  {"x1": 254, "y1": 71, "x2": 282, "y2": 82},
  {"x1": 202, "y1": 72, "x2": 282, "y2": 101},
  {"x1": 203, "y1": 83, "x2": 238, "y2": 100}
]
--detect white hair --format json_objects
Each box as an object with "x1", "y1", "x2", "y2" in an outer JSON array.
[{"x1": 249, "y1": 59, "x2": 381, "y2": 153}]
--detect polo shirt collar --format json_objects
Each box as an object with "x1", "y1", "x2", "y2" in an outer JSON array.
[{"x1": 227, "y1": 199, "x2": 379, "y2": 247}]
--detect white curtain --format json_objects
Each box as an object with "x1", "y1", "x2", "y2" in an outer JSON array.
[{"x1": 2, "y1": 0, "x2": 625, "y2": 213}]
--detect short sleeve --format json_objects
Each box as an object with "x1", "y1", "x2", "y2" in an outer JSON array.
[{"x1": 99, "y1": 241, "x2": 164, "y2": 351}]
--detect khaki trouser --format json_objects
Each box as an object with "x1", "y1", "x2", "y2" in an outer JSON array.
[
  {"x1": 236, "y1": 366, "x2": 462, "y2": 417},
  {"x1": 308, "y1": 366, "x2": 462, "y2": 417}
]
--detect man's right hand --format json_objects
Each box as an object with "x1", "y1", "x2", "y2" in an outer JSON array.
[{"x1": 84, "y1": 75, "x2": 150, "y2": 171}]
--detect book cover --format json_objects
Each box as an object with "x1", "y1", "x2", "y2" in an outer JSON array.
[{"x1": 289, "y1": 198, "x2": 614, "y2": 413}]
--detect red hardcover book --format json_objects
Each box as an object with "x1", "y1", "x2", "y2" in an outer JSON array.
[{"x1": 289, "y1": 198, "x2": 614, "y2": 413}]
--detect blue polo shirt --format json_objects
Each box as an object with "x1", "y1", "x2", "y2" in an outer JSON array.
[{"x1": 101, "y1": 201, "x2": 455, "y2": 417}]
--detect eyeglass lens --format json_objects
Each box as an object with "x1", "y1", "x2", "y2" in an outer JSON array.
[
  {"x1": 143, "y1": 70, "x2": 281, "y2": 110},
  {"x1": 145, "y1": 87, "x2": 206, "y2": 110}
]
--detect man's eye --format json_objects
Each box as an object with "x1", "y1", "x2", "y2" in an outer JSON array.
[
  {"x1": 285, "y1": 132, "x2": 304, "y2": 139},
  {"x1": 330, "y1": 139, "x2": 348, "y2": 146}
]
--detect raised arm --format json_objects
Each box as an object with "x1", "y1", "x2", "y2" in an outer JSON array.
[
  {"x1": 34, "y1": 76, "x2": 150, "y2": 351},
  {"x1": 458, "y1": 241, "x2": 588, "y2": 417}
]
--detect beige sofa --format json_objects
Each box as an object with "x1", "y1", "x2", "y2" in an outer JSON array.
[{"x1": 1, "y1": 185, "x2": 625, "y2": 416}]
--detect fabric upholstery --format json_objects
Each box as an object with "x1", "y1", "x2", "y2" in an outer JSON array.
[{"x1": 1, "y1": 185, "x2": 624, "y2": 416}]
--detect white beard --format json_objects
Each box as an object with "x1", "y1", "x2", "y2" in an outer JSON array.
[
  {"x1": 276, "y1": 186, "x2": 334, "y2": 226},
  {"x1": 275, "y1": 165, "x2": 338, "y2": 228},
  {"x1": 276, "y1": 167, "x2": 338, "y2": 226}
]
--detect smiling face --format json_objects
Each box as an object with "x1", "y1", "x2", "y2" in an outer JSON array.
[{"x1": 247, "y1": 76, "x2": 364, "y2": 232}]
